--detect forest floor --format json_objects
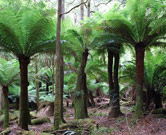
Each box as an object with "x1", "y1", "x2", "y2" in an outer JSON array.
[{"x1": 0, "y1": 97, "x2": 166, "y2": 135}]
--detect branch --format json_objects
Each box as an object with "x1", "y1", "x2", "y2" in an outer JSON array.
[
  {"x1": 95, "y1": 0, "x2": 112, "y2": 7},
  {"x1": 60, "y1": 0, "x2": 89, "y2": 16}
]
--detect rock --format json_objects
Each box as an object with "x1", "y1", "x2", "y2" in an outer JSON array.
[
  {"x1": 0, "y1": 128, "x2": 10, "y2": 134},
  {"x1": 30, "y1": 111, "x2": 37, "y2": 119},
  {"x1": 31, "y1": 117, "x2": 51, "y2": 125}
]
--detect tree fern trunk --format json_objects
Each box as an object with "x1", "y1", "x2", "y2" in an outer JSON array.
[
  {"x1": 19, "y1": 57, "x2": 30, "y2": 130},
  {"x1": 107, "y1": 49, "x2": 114, "y2": 103},
  {"x1": 3, "y1": 86, "x2": 9, "y2": 128},
  {"x1": 109, "y1": 53, "x2": 122, "y2": 118},
  {"x1": 35, "y1": 56, "x2": 39, "y2": 110},
  {"x1": 135, "y1": 46, "x2": 145, "y2": 119},
  {"x1": 74, "y1": 48, "x2": 88, "y2": 119}
]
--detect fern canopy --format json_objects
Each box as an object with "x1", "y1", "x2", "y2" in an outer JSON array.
[
  {"x1": 103, "y1": 0, "x2": 166, "y2": 47},
  {"x1": 0, "y1": 7, "x2": 56, "y2": 58},
  {"x1": 0, "y1": 58, "x2": 19, "y2": 86}
]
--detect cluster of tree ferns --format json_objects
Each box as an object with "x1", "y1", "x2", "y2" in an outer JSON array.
[{"x1": 0, "y1": 0, "x2": 166, "y2": 131}]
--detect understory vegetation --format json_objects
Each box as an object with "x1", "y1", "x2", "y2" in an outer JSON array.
[{"x1": 0, "y1": 0, "x2": 166, "y2": 135}]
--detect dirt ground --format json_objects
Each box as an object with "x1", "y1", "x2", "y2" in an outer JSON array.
[{"x1": 1, "y1": 97, "x2": 166, "y2": 135}]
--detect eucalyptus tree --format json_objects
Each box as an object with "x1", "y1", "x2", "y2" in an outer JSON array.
[
  {"x1": 103, "y1": 0, "x2": 166, "y2": 118},
  {"x1": 0, "y1": 58, "x2": 19, "y2": 128},
  {"x1": 0, "y1": 8, "x2": 56, "y2": 130}
]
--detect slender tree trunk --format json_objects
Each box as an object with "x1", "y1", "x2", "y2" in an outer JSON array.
[
  {"x1": 74, "y1": 49, "x2": 89, "y2": 119},
  {"x1": 54, "y1": 0, "x2": 63, "y2": 130},
  {"x1": 35, "y1": 56, "x2": 39, "y2": 110},
  {"x1": 87, "y1": 0, "x2": 90, "y2": 17},
  {"x1": 109, "y1": 53, "x2": 122, "y2": 118},
  {"x1": 62, "y1": 0, "x2": 65, "y2": 20},
  {"x1": 80, "y1": 0, "x2": 84, "y2": 21},
  {"x1": 135, "y1": 46, "x2": 145, "y2": 119},
  {"x1": 18, "y1": 57, "x2": 30, "y2": 130},
  {"x1": 60, "y1": 0, "x2": 65, "y2": 123},
  {"x1": 60, "y1": 56, "x2": 65, "y2": 123},
  {"x1": 52, "y1": 67, "x2": 55, "y2": 95},
  {"x1": 107, "y1": 49, "x2": 114, "y2": 103},
  {"x1": 0, "y1": 85, "x2": 4, "y2": 114},
  {"x1": 3, "y1": 86, "x2": 9, "y2": 128}
]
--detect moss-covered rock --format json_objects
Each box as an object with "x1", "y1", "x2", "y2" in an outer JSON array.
[
  {"x1": 0, "y1": 128, "x2": 10, "y2": 134},
  {"x1": 30, "y1": 111, "x2": 37, "y2": 118},
  {"x1": 31, "y1": 117, "x2": 51, "y2": 125}
]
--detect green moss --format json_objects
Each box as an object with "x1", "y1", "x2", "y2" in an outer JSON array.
[{"x1": 31, "y1": 117, "x2": 50, "y2": 125}]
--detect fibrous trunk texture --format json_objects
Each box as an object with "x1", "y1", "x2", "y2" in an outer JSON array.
[
  {"x1": 3, "y1": 86, "x2": 9, "y2": 128},
  {"x1": 35, "y1": 57, "x2": 39, "y2": 110},
  {"x1": 135, "y1": 45, "x2": 145, "y2": 119},
  {"x1": 107, "y1": 49, "x2": 114, "y2": 104},
  {"x1": 109, "y1": 53, "x2": 122, "y2": 118},
  {"x1": 74, "y1": 49, "x2": 89, "y2": 119},
  {"x1": 19, "y1": 57, "x2": 30, "y2": 130}
]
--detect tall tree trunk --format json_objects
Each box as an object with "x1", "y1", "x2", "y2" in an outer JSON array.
[
  {"x1": 62, "y1": 0, "x2": 65, "y2": 20},
  {"x1": 60, "y1": 56, "x2": 65, "y2": 123},
  {"x1": 80, "y1": 0, "x2": 84, "y2": 21},
  {"x1": 109, "y1": 53, "x2": 122, "y2": 118},
  {"x1": 35, "y1": 56, "x2": 39, "y2": 110},
  {"x1": 87, "y1": 0, "x2": 90, "y2": 17},
  {"x1": 3, "y1": 86, "x2": 9, "y2": 128},
  {"x1": 135, "y1": 46, "x2": 145, "y2": 119},
  {"x1": 74, "y1": 49, "x2": 89, "y2": 119},
  {"x1": 107, "y1": 49, "x2": 114, "y2": 103},
  {"x1": 54, "y1": 0, "x2": 63, "y2": 130},
  {"x1": 52, "y1": 67, "x2": 55, "y2": 95},
  {"x1": 18, "y1": 57, "x2": 30, "y2": 130},
  {"x1": 0, "y1": 85, "x2": 4, "y2": 114},
  {"x1": 60, "y1": 0, "x2": 65, "y2": 123}
]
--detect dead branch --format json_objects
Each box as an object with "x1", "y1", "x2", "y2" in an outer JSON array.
[{"x1": 61, "y1": 0, "x2": 89, "y2": 16}]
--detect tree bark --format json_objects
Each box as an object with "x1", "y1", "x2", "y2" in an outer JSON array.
[
  {"x1": 3, "y1": 86, "x2": 9, "y2": 128},
  {"x1": 107, "y1": 49, "x2": 114, "y2": 103},
  {"x1": 80, "y1": 0, "x2": 84, "y2": 22},
  {"x1": 54, "y1": 0, "x2": 63, "y2": 130},
  {"x1": 62, "y1": 0, "x2": 65, "y2": 20},
  {"x1": 60, "y1": 56, "x2": 65, "y2": 123},
  {"x1": 74, "y1": 48, "x2": 88, "y2": 119},
  {"x1": 109, "y1": 53, "x2": 122, "y2": 118},
  {"x1": 87, "y1": 0, "x2": 90, "y2": 17},
  {"x1": 0, "y1": 85, "x2": 4, "y2": 114},
  {"x1": 18, "y1": 57, "x2": 30, "y2": 130},
  {"x1": 134, "y1": 45, "x2": 145, "y2": 119},
  {"x1": 61, "y1": 0, "x2": 66, "y2": 123},
  {"x1": 35, "y1": 56, "x2": 39, "y2": 110}
]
